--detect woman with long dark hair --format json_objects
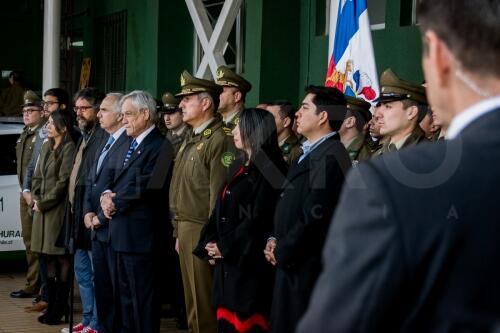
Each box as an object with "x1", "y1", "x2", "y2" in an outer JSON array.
[
  {"x1": 31, "y1": 110, "x2": 76, "y2": 325},
  {"x1": 195, "y1": 108, "x2": 288, "y2": 333}
]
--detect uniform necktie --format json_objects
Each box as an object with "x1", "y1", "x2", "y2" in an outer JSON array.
[
  {"x1": 96, "y1": 135, "x2": 115, "y2": 172},
  {"x1": 123, "y1": 139, "x2": 138, "y2": 166}
]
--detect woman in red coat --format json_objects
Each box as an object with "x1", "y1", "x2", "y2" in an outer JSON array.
[{"x1": 195, "y1": 108, "x2": 287, "y2": 333}]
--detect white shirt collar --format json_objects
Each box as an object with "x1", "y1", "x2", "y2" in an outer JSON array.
[
  {"x1": 447, "y1": 96, "x2": 500, "y2": 139},
  {"x1": 111, "y1": 126, "x2": 126, "y2": 141},
  {"x1": 194, "y1": 117, "x2": 214, "y2": 135},
  {"x1": 134, "y1": 125, "x2": 156, "y2": 145}
]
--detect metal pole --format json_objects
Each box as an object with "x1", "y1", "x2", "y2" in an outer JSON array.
[{"x1": 42, "y1": 0, "x2": 61, "y2": 93}]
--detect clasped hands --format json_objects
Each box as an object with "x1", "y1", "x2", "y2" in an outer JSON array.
[
  {"x1": 264, "y1": 238, "x2": 277, "y2": 266},
  {"x1": 101, "y1": 192, "x2": 117, "y2": 219},
  {"x1": 84, "y1": 212, "x2": 102, "y2": 230}
]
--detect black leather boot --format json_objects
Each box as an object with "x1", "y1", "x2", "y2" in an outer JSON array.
[
  {"x1": 37, "y1": 278, "x2": 56, "y2": 324},
  {"x1": 43, "y1": 280, "x2": 69, "y2": 325}
]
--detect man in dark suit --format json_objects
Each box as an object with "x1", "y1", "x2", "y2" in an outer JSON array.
[
  {"x1": 264, "y1": 85, "x2": 351, "y2": 333},
  {"x1": 297, "y1": 1, "x2": 500, "y2": 332},
  {"x1": 82, "y1": 92, "x2": 128, "y2": 333},
  {"x1": 100, "y1": 90, "x2": 174, "y2": 333}
]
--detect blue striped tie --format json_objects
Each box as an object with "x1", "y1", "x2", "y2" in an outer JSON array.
[
  {"x1": 123, "y1": 139, "x2": 138, "y2": 166},
  {"x1": 96, "y1": 135, "x2": 115, "y2": 172}
]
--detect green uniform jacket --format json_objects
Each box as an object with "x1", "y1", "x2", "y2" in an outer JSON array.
[
  {"x1": 222, "y1": 110, "x2": 241, "y2": 136},
  {"x1": 280, "y1": 133, "x2": 302, "y2": 165},
  {"x1": 0, "y1": 84, "x2": 24, "y2": 116},
  {"x1": 16, "y1": 125, "x2": 40, "y2": 187},
  {"x1": 31, "y1": 140, "x2": 75, "y2": 255},
  {"x1": 166, "y1": 125, "x2": 192, "y2": 156},
  {"x1": 374, "y1": 126, "x2": 428, "y2": 157},
  {"x1": 345, "y1": 133, "x2": 372, "y2": 163},
  {"x1": 170, "y1": 118, "x2": 235, "y2": 237}
]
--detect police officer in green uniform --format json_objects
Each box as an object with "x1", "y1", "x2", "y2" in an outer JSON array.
[
  {"x1": 215, "y1": 65, "x2": 252, "y2": 136},
  {"x1": 372, "y1": 69, "x2": 428, "y2": 157},
  {"x1": 161, "y1": 92, "x2": 191, "y2": 155},
  {"x1": 170, "y1": 70, "x2": 234, "y2": 333},
  {"x1": 339, "y1": 96, "x2": 373, "y2": 164},
  {"x1": 265, "y1": 100, "x2": 302, "y2": 165},
  {"x1": 11, "y1": 91, "x2": 45, "y2": 299}
]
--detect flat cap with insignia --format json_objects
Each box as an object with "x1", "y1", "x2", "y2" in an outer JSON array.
[
  {"x1": 176, "y1": 70, "x2": 222, "y2": 98},
  {"x1": 376, "y1": 68, "x2": 427, "y2": 105},
  {"x1": 346, "y1": 96, "x2": 372, "y2": 121},
  {"x1": 215, "y1": 65, "x2": 252, "y2": 94},
  {"x1": 22, "y1": 90, "x2": 43, "y2": 108},
  {"x1": 161, "y1": 92, "x2": 180, "y2": 114}
]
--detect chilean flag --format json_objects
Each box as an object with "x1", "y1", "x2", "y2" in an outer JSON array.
[{"x1": 326, "y1": 0, "x2": 379, "y2": 103}]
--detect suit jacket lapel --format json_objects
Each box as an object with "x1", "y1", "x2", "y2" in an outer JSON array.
[
  {"x1": 95, "y1": 132, "x2": 129, "y2": 179},
  {"x1": 115, "y1": 128, "x2": 160, "y2": 180},
  {"x1": 286, "y1": 158, "x2": 310, "y2": 182},
  {"x1": 286, "y1": 134, "x2": 341, "y2": 182}
]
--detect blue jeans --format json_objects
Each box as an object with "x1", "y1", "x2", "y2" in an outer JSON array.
[{"x1": 74, "y1": 249, "x2": 98, "y2": 329}]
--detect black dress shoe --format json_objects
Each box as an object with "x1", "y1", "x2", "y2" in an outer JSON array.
[
  {"x1": 32, "y1": 295, "x2": 42, "y2": 304},
  {"x1": 10, "y1": 289, "x2": 34, "y2": 298}
]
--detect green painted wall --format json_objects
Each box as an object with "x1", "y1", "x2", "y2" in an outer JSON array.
[
  {"x1": 88, "y1": 0, "x2": 160, "y2": 94},
  {"x1": 243, "y1": 0, "x2": 301, "y2": 106},
  {"x1": 0, "y1": 2, "x2": 43, "y2": 92},
  {"x1": 157, "y1": 0, "x2": 194, "y2": 98},
  {"x1": 372, "y1": 0, "x2": 423, "y2": 82}
]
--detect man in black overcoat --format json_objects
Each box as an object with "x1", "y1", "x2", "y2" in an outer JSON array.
[{"x1": 264, "y1": 85, "x2": 351, "y2": 333}]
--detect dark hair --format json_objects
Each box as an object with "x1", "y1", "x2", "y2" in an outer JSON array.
[
  {"x1": 419, "y1": 0, "x2": 500, "y2": 76},
  {"x1": 44, "y1": 88, "x2": 70, "y2": 107},
  {"x1": 400, "y1": 99, "x2": 427, "y2": 123},
  {"x1": 305, "y1": 85, "x2": 347, "y2": 132},
  {"x1": 9, "y1": 71, "x2": 21, "y2": 83},
  {"x1": 346, "y1": 109, "x2": 371, "y2": 132},
  {"x1": 73, "y1": 87, "x2": 105, "y2": 110},
  {"x1": 269, "y1": 100, "x2": 297, "y2": 124},
  {"x1": 48, "y1": 110, "x2": 75, "y2": 157},
  {"x1": 239, "y1": 108, "x2": 283, "y2": 163}
]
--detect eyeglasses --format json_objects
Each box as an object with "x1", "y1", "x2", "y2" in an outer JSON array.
[
  {"x1": 42, "y1": 101, "x2": 59, "y2": 107},
  {"x1": 22, "y1": 109, "x2": 41, "y2": 115},
  {"x1": 73, "y1": 105, "x2": 95, "y2": 112}
]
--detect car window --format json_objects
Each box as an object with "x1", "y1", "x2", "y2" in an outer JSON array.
[{"x1": 0, "y1": 134, "x2": 18, "y2": 176}]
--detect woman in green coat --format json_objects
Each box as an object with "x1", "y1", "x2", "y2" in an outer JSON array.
[{"x1": 31, "y1": 110, "x2": 76, "y2": 325}]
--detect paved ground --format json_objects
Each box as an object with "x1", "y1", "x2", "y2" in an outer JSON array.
[{"x1": 0, "y1": 271, "x2": 186, "y2": 333}]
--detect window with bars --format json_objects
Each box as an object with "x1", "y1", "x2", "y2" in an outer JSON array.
[
  {"x1": 194, "y1": 0, "x2": 245, "y2": 74},
  {"x1": 93, "y1": 10, "x2": 127, "y2": 92},
  {"x1": 400, "y1": 0, "x2": 419, "y2": 26}
]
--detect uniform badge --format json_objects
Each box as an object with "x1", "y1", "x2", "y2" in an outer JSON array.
[
  {"x1": 197, "y1": 142, "x2": 204, "y2": 150},
  {"x1": 221, "y1": 152, "x2": 235, "y2": 167},
  {"x1": 203, "y1": 129, "x2": 212, "y2": 137},
  {"x1": 180, "y1": 74, "x2": 186, "y2": 86},
  {"x1": 282, "y1": 143, "x2": 290, "y2": 154},
  {"x1": 216, "y1": 69, "x2": 224, "y2": 79},
  {"x1": 234, "y1": 117, "x2": 240, "y2": 125}
]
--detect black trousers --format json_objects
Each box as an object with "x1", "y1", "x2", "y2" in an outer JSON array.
[
  {"x1": 92, "y1": 239, "x2": 119, "y2": 333},
  {"x1": 116, "y1": 251, "x2": 157, "y2": 333}
]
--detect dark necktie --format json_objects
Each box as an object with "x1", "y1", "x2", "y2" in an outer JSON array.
[{"x1": 123, "y1": 139, "x2": 138, "y2": 166}]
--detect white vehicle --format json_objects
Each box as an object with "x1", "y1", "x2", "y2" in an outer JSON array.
[{"x1": 0, "y1": 118, "x2": 25, "y2": 253}]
